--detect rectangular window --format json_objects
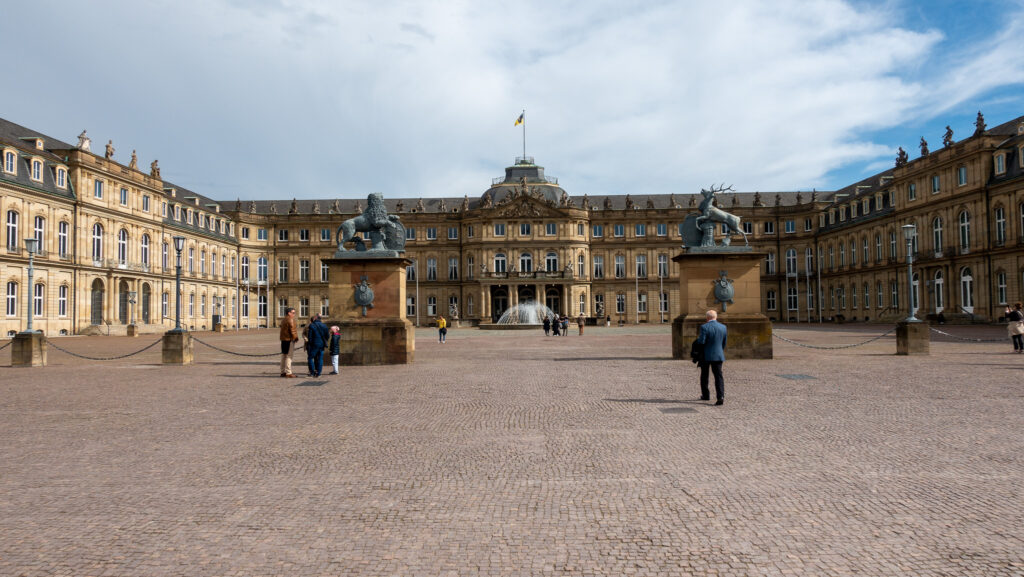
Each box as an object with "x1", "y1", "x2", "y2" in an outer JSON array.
[
  {"x1": 257, "y1": 228, "x2": 268, "y2": 241},
  {"x1": 931, "y1": 175, "x2": 940, "y2": 194},
  {"x1": 94, "y1": 180, "x2": 103, "y2": 199},
  {"x1": 406, "y1": 263, "x2": 416, "y2": 281},
  {"x1": 659, "y1": 292, "x2": 668, "y2": 314},
  {"x1": 162, "y1": 292, "x2": 169, "y2": 318},
  {"x1": 448, "y1": 227, "x2": 458, "y2": 240},
  {"x1": 405, "y1": 227, "x2": 416, "y2": 240},
  {"x1": 299, "y1": 229, "x2": 310, "y2": 241},
  {"x1": 592, "y1": 225, "x2": 603, "y2": 238},
  {"x1": 998, "y1": 272, "x2": 1007, "y2": 304},
  {"x1": 635, "y1": 224, "x2": 646, "y2": 237},
  {"x1": 593, "y1": 255, "x2": 604, "y2": 279},
  {"x1": 189, "y1": 294, "x2": 195, "y2": 317},
  {"x1": 467, "y1": 256, "x2": 474, "y2": 280},
  {"x1": 995, "y1": 154, "x2": 1006, "y2": 174},
  {"x1": 188, "y1": 248, "x2": 194, "y2": 273},
  {"x1": 278, "y1": 229, "x2": 289, "y2": 242},
  {"x1": 957, "y1": 166, "x2": 967, "y2": 186},
  {"x1": 142, "y1": 195, "x2": 150, "y2": 212},
  {"x1": 494, "y1": 223, "x2": 506, "y2": 236},
  {"x1": 448, "y1": 257, "x2": 459, "y2": 280},
  {"x1": 657, "y1": 254, "x2": 668, "y2": 278},
  {"x1": 889, "y1": 232, "x2": 897, "y2": 259},
  {"x1": 278, "y1": 260, "x2": 288, "y2": 283},
  {"x1": 614, "y1": 255, "x2": 625, "y2": 278},
  {"x1": 616, "y1": 294, "x2": 625, "y2": 314},
  {"x1": 908, "y1": 183, "x2": 917, "y2": 201},
  {"x1": 120, "y1": 187, "x2": 128, "y2": 206},
  {"x1": 804, "y1": 218, "x2": 812, "y2": 232},
  {"x1": 613, "y1": 224, "x2": 625, "y2": 237},
  {"x1": 635, "y1": 254, "x2": 647, "y2": 278},
  {"x1": 546, "y1": 223, "x2": 557, "y2": 235},
  {"x1": 406, "y1": 296, "x2": 416, "y2": 317},
  {"x1": 637, "y1": 292, "x2": 648, "y2": 313},
  {"x1": 57, "y1": 221, "x2": 68, "y2": 257},
  {"x1": 519, "y1": 223, "x2": 531, "y2": 236},
  {"x1": 426, "y1": 227, "x2": 437, "y2": 240},
  {"x1": 427, "y1": 258, "x2": 437, "y2": 281},
  {"x1": 766, "y1": 290, "x2": 776, "y2": 311},
  {"x1": 320, "y1": 228, "x2": 331, "y2": 241},
  {"x1": 577, "y1": 223, "x2": 584, "y2": 236},
  {"x1": 427, "y1": 296, "x2": 436, "y2": 316},
  {"x1": 58, "y1": 285, "x2": 68, "y2": 316},
  {"x1": 467, "y1": 225, "x2": 474, "y2": 238},
  {"x1": 321, "y1": 262, "x2": 329, "y2": 282},
  {"x1": 656, "y1": 223, "x2": 667, "y2": 236},
  {"x1": 784, "y1": 220, "x2": 795, "y2": 233},
  {"x1": 764, "y1": 221, "x2": 775, "y2": 234},
  {"x1": 299, "y1": 298, "x2": 309, "y2": 318},
  {"x1": 742, "y1": 222, "x2": 753, "y2": 234},
  {"x1": 299, "y1": 259, "x2": 310, "y2": 282}
]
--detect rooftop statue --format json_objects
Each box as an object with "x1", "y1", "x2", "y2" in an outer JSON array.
[
  {"x1": 105, "y1": 140, "x2": 115, "y2": 160},
  {"x1": 150, "y1": 159, "x2": 160, "y2": 178},
  {"x1": 76, "y1": 130, "x2": 91, "y2": 151},
  {"x1": 129, "y1": 150, "x2": 138, "y2": 170},
  {"x1": 920, "y1": 137, "x2": 929, "y2": 156},
  {"x1": 974, "y1": 111, "x2": 986, "y2": 136},
  {"x1": 895, "y1": 146, "x2": 909, "y2": 167},
  {"x1": 943, "y1": 126, "x2": 954, "y2": 148},
  {"x1": 335, "y1": 193, "x2": 406, "y2": 256}
]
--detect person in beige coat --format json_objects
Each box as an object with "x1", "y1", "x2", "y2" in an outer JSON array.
[{"x1": 279, "y1": 307, "x2": 299, "y2": 377}]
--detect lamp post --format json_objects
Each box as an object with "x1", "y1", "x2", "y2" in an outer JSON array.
[
  {"x1": 23, "y1": 238, "x2": 39, "y2": 333},
  {"x1": 127, "y1": 291, "x2": 137, "y2": 325},
  {"x1": 902, "y1": 224, "x2": 918, "y2": 322},
  {"x1": 172, "y1": 236, "x2": 185, "y2": 332}
]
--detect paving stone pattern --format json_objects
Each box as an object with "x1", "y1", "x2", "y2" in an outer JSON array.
[{"x1": 1, "y1": 325, "x2": 1022, "y2": 576}]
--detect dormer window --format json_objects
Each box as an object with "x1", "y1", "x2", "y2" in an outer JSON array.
[
  {"x1": 31, "y1": 159, "x2": 42, "y2": 182},
  {"x1": 35, "y1": 139, "x2": 43, "y2": 149},
  {"x1": 56, "y1": 167, "x2": 67, "y2": 188},
  {"x1": 2, "y1": 149, "x2": 15, "y2": 174},
  {"x1": 995, "y1": 154, "x2": 1006, "y2": 175}
]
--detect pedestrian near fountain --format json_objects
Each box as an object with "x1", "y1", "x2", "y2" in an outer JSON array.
[
  {"x1": 577, "y1": 313, "x2": 585, "y2": 335},
  {"x1": 1006, "y1": 302, "x2": 1024, "y2": 353},
  {"x1": 552, "y1": 316, "x2": 560, "y2": 336},
  {"x1": 543, "y1": 316, "x2": 551, "y2": 336},
  {"x1": 696, "y1": 309, "x2": 727, "y2": 405},
  {"x1": 279, "y1": 307, "x2": 298, "y2": 378},
  {"x1": 437, "y1": 315, "x2": 447, "y2": 343},
  {"x1": 305, "y1": 314, "x2": 330, "y2": 378},
  {"x1": 561, "y1": 315, "x2": 569, "y2": 336},
  {"x1": 328, "y1": 325, "x2": 341, "y2": 374}
]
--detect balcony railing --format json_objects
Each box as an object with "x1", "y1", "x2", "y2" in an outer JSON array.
[{"x1": 482, "y1": 270, "x2": 571, "y2": 279}]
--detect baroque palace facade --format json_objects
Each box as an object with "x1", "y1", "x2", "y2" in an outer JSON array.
[{"x1": 2, "y1": 113, "x2": 1024, "y2": 336}]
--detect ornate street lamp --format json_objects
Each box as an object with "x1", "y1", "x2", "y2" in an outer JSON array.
[
  {"x1": 22, "y1": 238, "x2": 39, "y2": 333},
  {"x1": 172, "y1": 236, "x2": 186, "y2": 332},
  {"x1": 902, "y1": 224, "x2": 919, "y2": 322}
]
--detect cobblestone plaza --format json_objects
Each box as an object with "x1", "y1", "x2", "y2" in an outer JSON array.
[{"x1": 1, "y1": 325, "x2": 1022, "y2": 576}]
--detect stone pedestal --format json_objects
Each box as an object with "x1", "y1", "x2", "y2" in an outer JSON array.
[
  {"x1": 323, "y1": 255, "x2": 414, "y2": 365},
  {"x1": 126, "y1": 324, "x2": 139, "y2": 337},
  {"x1": 213, "y1": 323, "x2": 225, "y2": 333},
  {"x1": 671, "y1": 250, "x2": 773, "y2": 359},
  {"x1": 896, "y1": 320, "x2": 929, "y2": 355},
  {"x1": 11, "y1": 332, "x2": 47, "y2": 367},
  {"x1": 162, "y1": 330, "x2": 194, "y2": 365}
]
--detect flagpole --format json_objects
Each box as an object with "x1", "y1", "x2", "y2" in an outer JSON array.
[{"x1": 521, "y1": 109, "x2": 526, "y2": 160}]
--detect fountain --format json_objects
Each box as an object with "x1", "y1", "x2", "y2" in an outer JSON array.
[{"x1": 480, "y1": 300, "x2": 558, "y2": 330}]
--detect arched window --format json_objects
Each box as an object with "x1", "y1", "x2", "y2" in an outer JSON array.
[
  {"x1": 960, "y1": 267, "x2": 974, "y2": 312},
  {"x1": 31, "y1": 159, "x2": 42, "y2": 181},
  {"x1": 92, "y1": 223, "x2": 104, "y2": 261},
  {"x1": 141, "y1": 234, "x2": 150, "y2": 266},
  {"x1": 958, "y1": 210, "x2": 971, "y2": 252},
  {"x1": 58, "y1": 221, "x2": 69, "y2": 257},
  {"x1": 5, "y1": 210, "x2": 18, "y2": 250},
  {"x1": 546, "y1": 251, "x2": 559, "y2": 272},
  {"x1": 117, "y1": 229, "x2": 128, "y2": 264},
  {"x1": 3, "y1": 150, "x2": 14, "y2": 173},
  {"x1": 493, "y1": 253, "x2": 506, "y2": 274},
  {"x1": 785, "y1": 249, "x2": 797, "y2": 274},
  {"x1": 933, "y1": 270, "x2": 944, "y2": 312},
  {"x1": 519, "y1": 252, "x2": 532, "y2": 273}
]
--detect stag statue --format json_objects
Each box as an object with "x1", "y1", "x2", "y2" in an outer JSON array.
[{"x1": 695, "y1": 184, "x2": 749, "y2": 247}]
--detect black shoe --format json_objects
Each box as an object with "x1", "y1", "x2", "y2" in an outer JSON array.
[
  {"x1": 714, "y1": 399, "x2": 724, "y2": 406},
  {"x1": 700, "y1": 396, "x2": 710, "y2": 401}
]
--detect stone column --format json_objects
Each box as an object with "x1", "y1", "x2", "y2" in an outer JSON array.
[{"x1": 896, "y1": 320, "x2": 929, "y2": 355}]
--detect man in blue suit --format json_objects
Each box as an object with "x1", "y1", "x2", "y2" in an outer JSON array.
[{"x1": 696, "y1": 309, "x2": 727, "y2": 405}]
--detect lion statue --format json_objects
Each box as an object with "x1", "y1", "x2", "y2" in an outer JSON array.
[{"x1": 336, "y1": 193, "x2": 406, "y2": 253}]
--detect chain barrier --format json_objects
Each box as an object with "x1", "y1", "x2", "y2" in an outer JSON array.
[
  {"x1": 192, "y1": 337, "x2": 279, "y2": 357},
  {"x1": 928, "y1": 327, "x2": 1005, "y2": 343},
  {"x1": 47, "y1": 338, "x2": 163, "y2": 361},
  {"x1": 771, "y1": 327, "x2": 897, "y2": 349},
  {"x1": 0, "y1": 340, "x2": 11, "y2": 352}
]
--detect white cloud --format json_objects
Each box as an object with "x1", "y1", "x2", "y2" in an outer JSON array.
[{"x1": 0, "y1": 0, "x2": 1021, "y2": 199}]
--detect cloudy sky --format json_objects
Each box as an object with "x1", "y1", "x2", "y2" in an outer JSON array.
[{"x1": 2, "y1": 0, "x2": 1023, "y2": 201}]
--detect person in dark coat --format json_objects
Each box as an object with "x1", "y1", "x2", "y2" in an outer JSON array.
[
  {"x1": 696, "y1": 309, "x2": 728, "y2": 405},
  {"x1": 543, "y1": 316, "x2": 551, "y2": 336},
  {"x1": 552, "y1": 315, "x2": 560, "y2": 336},
  {"x1": 305, "y1": 314, "x2": 330, "y2": 377}
]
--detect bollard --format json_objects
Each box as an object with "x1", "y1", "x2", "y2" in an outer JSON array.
[
  {"x1": 896, "y1": 321, "x2": 929, "y2": 355},
  {"x1": 162, "y1": 331, "x2": 194, "y2": 365},
  {"x1": 11, "y1": 332, "x2": 47, "y2": 367}
]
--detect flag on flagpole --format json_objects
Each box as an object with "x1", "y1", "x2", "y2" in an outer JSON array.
[{"x1": 514, "y1": 112, "x2": 524, "y2": 126}]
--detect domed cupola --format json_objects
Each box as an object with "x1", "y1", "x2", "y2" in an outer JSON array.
[{"x1": 480, "y1": 156, "x2": 566, "y2": 205}]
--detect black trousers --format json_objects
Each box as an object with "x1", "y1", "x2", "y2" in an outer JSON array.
[{"x1": 699, "y1": 361, "x2": 725, "y2": 401}]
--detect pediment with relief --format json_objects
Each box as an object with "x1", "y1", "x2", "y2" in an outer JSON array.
[{"x1": 494, "y1": 195, "x2": 565, "y2": 218}]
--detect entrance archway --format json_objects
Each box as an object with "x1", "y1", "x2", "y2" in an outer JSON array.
[
  {"x1": 545, "y1": 287, "x2": 561, "y2": 315},
  {"x1": 141, "y1": 283, "x2": 152, "y2": 323},
  {"x1": 118, "y1": 280, "x2": 129, "y2": 324},
  {"x1": 517, "y1": 286, "x2": 535, "y2": 303},
  {"x1": 491, "y1": 287, "x2": 508, "y2": 322},
  {"x1": 90, "y1": 279, "x2": 104, "y2": 325}
]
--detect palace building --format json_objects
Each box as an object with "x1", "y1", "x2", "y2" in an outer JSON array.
[{"x1": 2, "y1": 112, "x2": 1023, "y2": 336}]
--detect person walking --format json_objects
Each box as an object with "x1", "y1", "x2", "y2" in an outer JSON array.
[
  {"x1": 305, "y1": 314, "x2": 330, "y2": 377},
  {"x1": 328, "y1": 326, "x2": 341, "y2": 374},
  {"x1": 696, "y1": 309, "x2": 728, "y2": 405},
  {"x1": 437, "y1": 315, "x2": 447, "y2": 343},
  {"x1": 552, "y1": 315, "x2": 560, "y2": 336},
  {"x1": 561, "y1": 315, "x2": 569, "y2": 336},
  {"x1": 1007, "y1": 302, "x2": 1024, "y2": 353},
  {"x1": 543, "y1": 316, "x2": 551, "y2": 336},
  {"x1": 577, "y1": 313, "x2": 585, "y2": 335},
  {"x1": 279, "y1": 307, "x2": 299, "y2": 378}
]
